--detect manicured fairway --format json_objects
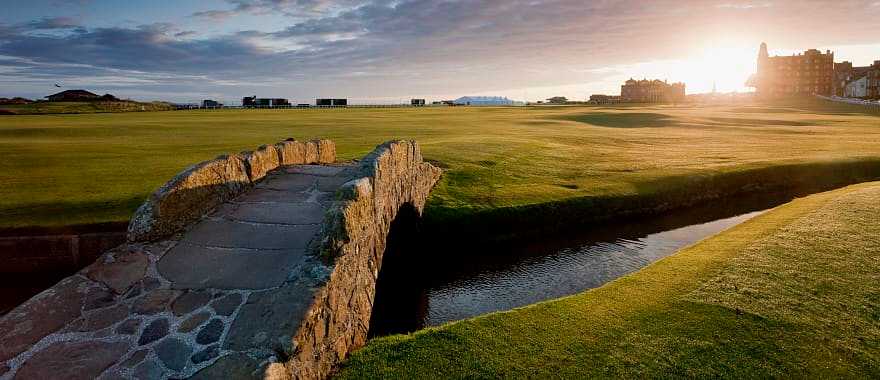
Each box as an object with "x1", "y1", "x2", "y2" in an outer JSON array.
[
  {"x1": 337, "y1": 182, "x2": 880, "y2": 378},
  {"x1": 1, "y1": 100, "x2": 879, "y2": 228}
]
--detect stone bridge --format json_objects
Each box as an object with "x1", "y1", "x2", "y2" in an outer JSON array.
[{"x1": 0, "y1": 139, "x2": 442, "y2": 380}]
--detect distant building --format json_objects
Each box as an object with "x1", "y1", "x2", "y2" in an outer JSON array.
[
  {"x1": 588, "y1": 94, "x2": 622, "y2": 104},
  {"x1": 453, "y1": 96, "x2": 519, "y2": 106},
  {"x1": 243, "y1": 97, "x2": 291, "y2": 107},
  {"x1": 620, "y1": 79, "x2": 685, "y2": 103},
  {"x1": 588, "y1": 94, "x2": 618, "y2": 104},
  {"x1": 45, "y1": 90, "x2": 100, "y2": 102},
  {"x1": 411, "y1": 99, "x2": 426, "y2": 106},
  {"x1": 837, "y1": 60, "x2": 880, "y2": 99},
  {"x1": 845, "y1": 76, "x2": 869, "y2": 98},
  {"x1": 316, "y1": 99, "x2": 347, "y2": 106},
  {"x1": 752, "y1": 42, "x2": 834, "y2": 98},
  {"x1": 833, "y1": 61, "x2": 871, "y2": 97},
  {"x1": 870, "y1": 61, "x2": 880, "y2": 99},
  {"x1": 546, "y1": 96, "x2": 568, "y2": 104},
  {"x1": 201, "y1": 99, "x2": 222, "y2": 108}
]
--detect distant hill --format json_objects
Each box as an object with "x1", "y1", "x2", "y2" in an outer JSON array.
[{"x1": 0, "y1": 100, "x2": 175, "y2": 115}]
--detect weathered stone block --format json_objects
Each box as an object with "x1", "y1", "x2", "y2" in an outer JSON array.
[
  {"x1": 196, "y1": 318, "x2": 224, "y2": 345},
  {"x1": 190, "y1": 353, "x2": 260, "y2": 380},
  {"x1": 225, "y1": 281, "x2": 318, "y2": 355},
  {"x1": 182, "y1": 219, "x2": 319, "y2": 250},
  {"x1": 314, "y1": 139, "x2": 336, "y2": 163},
  {"x1": 127, "y1": 154, "x2": 251, "y2": 242},
  {"x1": 244, "y1": 144, "x2": 281, "y2": 182},
  {"x1": 304, "y1": 141, "x2": 319, "y2": 164},
  {"x1": 15, "y1": 340, "x2": 129, "y2": 379},
  {"x1": 155, "y1": 337, "x2": 192, "y2": 371},
  {"x1": 138, "y1": 318, "x2": 169, "y2": 345},
  {"x1": 132, "y1": 289, "x2": 180, "y2": 315},
  {"x1": 179, "y1": 312, "x2": 210, "y2": 333},
  {"x1": 191, "y1": 345, "x2": 219, "y2": 364},
  {"x1": 275, "y1": 139, "x2": 307, "y2": 166},
  {"x1": 210, "y1": 293, "x2": 242, "y2": 316},
  {"x1": 0, "y1": 276, "x2": 89, "y2": 362},
  {"x1": 172, "y1": 290, "x2": 212, "y2": 316},
  {"x1": 158, "y1": 244, "x2": 308, "y2": 290},
  {"x1": 213, "y1": 201, "x2": 326, "y2": 225},
  {"x1": 84, "y1": 248, "x2": 148, "y2": 294},
  {"x1": 75, "y1": 303, "x2": 129, "y2": 331}
]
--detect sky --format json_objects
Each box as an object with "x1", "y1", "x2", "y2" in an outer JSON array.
[{"x1": 2, "y1": 0, "x2": 879, "y2": 104}]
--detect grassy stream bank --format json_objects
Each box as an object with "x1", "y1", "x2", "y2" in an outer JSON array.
[
  {"x1": 423, "y1": 157, "x2": 880, "y2": 243},
  {"x1": 338, "y1": 182, "x2": 880, "y2": 378}
]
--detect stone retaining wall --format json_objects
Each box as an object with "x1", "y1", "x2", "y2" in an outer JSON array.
[
  {"x1": 272, "y1": 140, "x2": 442, "y2": 379},
  {"x1": 127, "y1": 139, "x2": 336, "y2": 242}
]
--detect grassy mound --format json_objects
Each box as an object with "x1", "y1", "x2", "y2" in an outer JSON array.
[
  {"x1": 337, "y1": 182, "x2": 880, "y2": 378},
  {"x1": 0, "y1": 101, "x2": 174, "y2": 115}
]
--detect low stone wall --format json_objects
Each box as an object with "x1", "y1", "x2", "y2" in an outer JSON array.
[
  {"x1": 127, "y1": 139, "x2": 336, "y2": 242},
  {"x1": 0, "y1": 226, "x2": 127, "y2": 314},
  {"x1": 272, "y1": 140, "x2": 442, "y2": 379}
]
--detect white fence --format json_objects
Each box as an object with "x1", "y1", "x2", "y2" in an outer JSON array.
[
  {"x1": 174, "y1": 104, "x2": 455, "y2": 111},
  {"x1": 817, "y1": 95, "x2": 880, "y2": 109}
]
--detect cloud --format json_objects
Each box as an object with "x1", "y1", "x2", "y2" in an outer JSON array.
[
  {"x1": 192, "y1": 0, "x2": 367, "y2": 20},
  {"x1": 2, "y1": 0, "x2": 880, "y2": 102},
  {"x1": 191, "y1": 10, "x2": 238, "y2": 21},
  {"x1": 174, "y1": 30, "x2": 198, "y2": 38},
  {"x1": 26, "y1": 16, "x2": 81, "y2": 30}
]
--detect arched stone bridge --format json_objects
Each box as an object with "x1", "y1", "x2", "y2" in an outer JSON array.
[{"x1": 0, "y1": 139, "x2": 442, "y2": 379}]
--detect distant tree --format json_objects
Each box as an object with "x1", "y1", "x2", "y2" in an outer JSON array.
[{"x1": 546, "y1": 96, "x2": 568, "y2": 104}]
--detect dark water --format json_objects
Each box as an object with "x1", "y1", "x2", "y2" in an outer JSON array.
[{"x1": 369, "y1": 192, "x2": 797, "y2": 337}]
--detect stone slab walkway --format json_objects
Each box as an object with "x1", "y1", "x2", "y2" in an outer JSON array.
[{"x1": 0, "y1": 164, "x2": 357, "y2": 380}]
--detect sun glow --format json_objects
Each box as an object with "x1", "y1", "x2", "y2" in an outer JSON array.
[
  {"x1": 676, "y1": 45, "x2": 758, "y2": 93},
  {"x1": 580, "y1": 41, "x2": 761, "y2": 97}
]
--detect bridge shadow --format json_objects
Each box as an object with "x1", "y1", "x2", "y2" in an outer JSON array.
[{"x1": 367, "y1": 202, "x2": 428, "y2": 338}]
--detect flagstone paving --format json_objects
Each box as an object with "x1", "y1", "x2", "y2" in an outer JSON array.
[{"x1": 0, "y1": 164, "x2": 357, "y2": 380}]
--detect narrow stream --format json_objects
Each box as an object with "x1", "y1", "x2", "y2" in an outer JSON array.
[{"x1": 368, "y1": 191, "x2": 798, "y2": 337}]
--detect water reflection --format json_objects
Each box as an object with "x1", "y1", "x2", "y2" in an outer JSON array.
[{"x1": 369, "y1": 191, "x2": 796, "y2": 337}]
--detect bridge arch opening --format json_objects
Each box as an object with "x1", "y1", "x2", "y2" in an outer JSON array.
[{"x1": 367, "y1": 202, "x2": 428, "y2": 337}]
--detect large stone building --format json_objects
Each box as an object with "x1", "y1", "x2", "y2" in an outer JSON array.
[
  {"x1": 620, "y1": 79, "x2": 685, "y2": 103},
  {"x1": 752, "y1": 43, "x2": 834, "y2": 98},
  {"x1": 834, "y1": 60, "x2": 880, "y2": 99},
  {"x1": 871, "y1": 62, "x2": 880, "y2": 99}
]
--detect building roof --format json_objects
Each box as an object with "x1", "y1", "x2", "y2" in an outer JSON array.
[{"x1": 46, "y1": 89, "x2": 99, "y2": 98}]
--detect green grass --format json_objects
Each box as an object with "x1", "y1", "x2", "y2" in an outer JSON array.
[
  {"x1": 337, "y1": 181, "x2": 880, "y2": 378},
  {"x1": 0, "y1": 101, "x2": 174, "y2": 115},
  {"x1": 0, "y1": 99, "x2": 879, "y2": 229}
]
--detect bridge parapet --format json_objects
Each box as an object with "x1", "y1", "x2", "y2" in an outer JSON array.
[
  {"x1": 0, "y1": 139, "x2": 440, "y2": 380},
  {"x1": 128, "y1": 139, "x2": 336, "y2": 242},
  {"x1": 282, "y1": 140, "x2": 442, "y2": 379}
]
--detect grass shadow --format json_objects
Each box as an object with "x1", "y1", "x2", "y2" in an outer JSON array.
[
  {"x1": 557, "y1": 112, "x2": 684, "y2": 128},
  {"x1": 706, "y1": 117, "x2": 813, "y2": 127}
]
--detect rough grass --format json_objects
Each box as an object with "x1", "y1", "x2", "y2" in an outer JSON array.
[
  {"x1": 0, "y1": 99, "x2": 879, "y2": 228},
  {"x1": 336, "y1": 182, "x2": 880, "y2": 378},
  {"x1": 0, "y1": 101, "x2": 174, "y2": 115}
]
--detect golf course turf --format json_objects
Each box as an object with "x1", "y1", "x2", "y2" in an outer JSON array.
[
  {"x1": 1, "y1": 100, "x2": 879, "y2": 231},
  {"x1": 336, "y1": 181, "x2": 880, "y2": 378}
]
